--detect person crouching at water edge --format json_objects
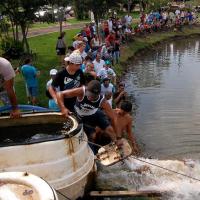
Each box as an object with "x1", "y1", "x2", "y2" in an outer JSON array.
[
  {"x1": 114, "y1": 100, "x2": 140, "y2": 155},
  {"x1": 56, "y1": 80, "x2": 122, "y2": 153}
]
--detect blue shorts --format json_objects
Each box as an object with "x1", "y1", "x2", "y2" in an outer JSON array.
[
  {"x1": 48, "y1": 99, "x2": 60, "y2": 110},
  {"x1": 28, "y1": 86, "x2": 38, "y2": 97}
]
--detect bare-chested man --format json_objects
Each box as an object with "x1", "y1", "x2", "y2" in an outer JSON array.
[{"x1": 114, "y1": 100, "x2": 140, "y2": 155}]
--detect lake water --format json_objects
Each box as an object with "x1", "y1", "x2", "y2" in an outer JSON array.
[
  {"x1": 125, "y1": 37, "x2": 200, "y2": 160},
  {"x1": 96, "y1": 38, "x2": 200, "y2": 200}
]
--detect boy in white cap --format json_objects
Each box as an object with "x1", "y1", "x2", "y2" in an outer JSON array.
[
  {"x1": 46, "y1": 69, "x2": 59, "y2": 110},
  {"x1": 48, "y1": 53, "x2": 85, "y2": 112}
]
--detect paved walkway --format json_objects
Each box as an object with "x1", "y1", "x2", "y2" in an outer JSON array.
[
  {"x1": 27, "y1": 19, "x2": 140, "y2": 38},
  {"x1": 27, "y1": 22, "x2": 87, "y2": 38}
]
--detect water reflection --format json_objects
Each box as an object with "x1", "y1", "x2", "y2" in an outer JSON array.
[{"x1": 124, "y1": 38, "x2": 200, "y2": 159}]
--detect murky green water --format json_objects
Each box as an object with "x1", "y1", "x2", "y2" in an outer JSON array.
[{"x1": 124, "y1": 38, "x2": 200, "y2": 160}]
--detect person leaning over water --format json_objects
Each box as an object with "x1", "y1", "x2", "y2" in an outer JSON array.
[
  {"x1": 56, "y1": 80, "x2": 122, "y2": 151},
  {"x1": 0, "y1": 57, "x2": 21, "y2": 118},
  {"x1": 48, "y1": 53, "x2": 85, "y2": 112}
]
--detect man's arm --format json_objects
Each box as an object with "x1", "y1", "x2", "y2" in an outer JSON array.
[
  {"x1": 126, "y1": 116, "x2": 139, "y2": 154},
  {"x1": 101, "y1": 99, "x2": 120, "y2": 138},
  {"x1": 4, "y1": 78, "x2": 20, "y2": 118},
  {"x1": 113, "y1": 91, "x2": 126, "y2": 105},
  {"x1": 56, "y1": 87, "x2": 83, "y2": 118},
  {"x1": 48, "y1": 86, "x2": 58, "y2": 103}
]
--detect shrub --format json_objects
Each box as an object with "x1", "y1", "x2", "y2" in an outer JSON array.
[{"x1": 1, "y1": 37, "x2": 24, "y2": 59}]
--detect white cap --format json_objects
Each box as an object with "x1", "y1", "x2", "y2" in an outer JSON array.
[
  {"x1": 64, "y1": 56, "x2": 70, "y2": 62},
  {"x1": 67, "y1": 53, "x2": 82, "y2": 64},
  {"x1": 49, "y1": 69, "x2": 57, "y2": 75},
  {"x1": 83, "y1": 37, "x2": 88, "y2": 42}
]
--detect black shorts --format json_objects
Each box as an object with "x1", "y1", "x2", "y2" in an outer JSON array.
[
  {"x1": 79, "y1": 109, "x2": 110, "y2": 135},
  {"x1": 56, "y1": 48, "x2": 66, "y2": 55}
]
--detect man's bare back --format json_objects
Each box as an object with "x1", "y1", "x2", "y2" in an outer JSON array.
[
  {"x1": 114, "y1": 108, "x2": 132, "y2": 135},
  {"x1": 114, "y1": 104, "x2": 140, "y2": 155}
]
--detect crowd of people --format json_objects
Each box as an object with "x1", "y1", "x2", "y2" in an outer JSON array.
[{"x1": 0, "y1": 8, "x2": 198, "y2": 154}]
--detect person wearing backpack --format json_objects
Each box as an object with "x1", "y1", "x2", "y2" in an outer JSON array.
[{"x1": 56, "y1": 32, "x2": 66, "y2": 66}]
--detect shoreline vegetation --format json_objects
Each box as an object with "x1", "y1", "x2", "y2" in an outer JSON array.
[{"x1": 14, "y1": 24, "x2": 200, "y2": 107}]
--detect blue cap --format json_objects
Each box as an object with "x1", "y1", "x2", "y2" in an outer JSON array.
[{"x1": 105, "y1": 60, "x2": 111, "y2": 65}]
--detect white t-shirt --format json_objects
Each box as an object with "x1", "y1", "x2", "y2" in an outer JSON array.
[
  {"x1": 101, "y1": 83, "x2": 114, "y2": 107},
  {"x1": 101, "y1": 83, "x2": 115, "y2": 96},
  {"x1": 97, "y1": 67, "x2": 116, "y2": 80},
  {"x1": 125, "y1": 15, "x2": 133, "y2": 25},
  {"x1": 175, "y1": 10, "x2": 180, "y2": 16},
  {"x1": 107, "y1": 20, "x2": 113, "y2": 32},
  {"x1": 73, "y1": 49, "x2": 87, "y2": 59},
  {"x1": 93, "y1": 59, "x2": 105, "y2": 75},
  {"x1": 93, "y1": 38, "x2": 101, "y2": 47},
  {"x1": 0, "y1": 57, "x2": 15, "y2": 92},
  {"x1": 125, "y1": 28, "x2": 132, "y2": 33},
  {"x1": 72, "y1": 40, "x2": 81, "y2": 49}
]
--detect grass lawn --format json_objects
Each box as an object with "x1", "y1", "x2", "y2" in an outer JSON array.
[
  {"x1": 66, "y1": 18, "x2": 90, "y2": 24},
  {"x1": 185, "y1": 0, "x2": 200, "y2": 7},
  {"x1": 14, "y1": 28, "x2": 80, "y2": 107},
  {"x1": 30, "y1": 18, "x2": 89, "y2": 30},
  {"x1": 118, "y1": 11, "x2": 140, "y2": 19}
]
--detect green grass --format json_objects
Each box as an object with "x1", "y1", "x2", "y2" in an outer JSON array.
[
  {"x1": 66, "y1": 18, "x2": 90, "y2": 24},
  {"x1": 14, "y1": 28, "x2": 80, "y2": 107},
  {"x1": 185, "y1": 0, "x2": 200, "y2": 7},
  {"x1": 118, "y1": 11, "x2": 140, "y2": 19}
]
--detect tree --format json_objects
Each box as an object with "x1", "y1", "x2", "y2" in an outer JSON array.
[
  {"x1": 73, "y1": 0, "x2": 89, "y2": 20},
  {"x1": 0, "y1": 0, "x2": 47, "y2": 53},
  {"x1": 147, "y1": 0, "x2": 170, "y2": 11},
  {"x1": 47, "y1": 0, "x2": 70, "y2": 34},
  {"x1": 73, "y1": 0, "x2": 123, "y2": 35},
  {"x1": 138, "y1": 0, "x2": 170, "y2": 12}
]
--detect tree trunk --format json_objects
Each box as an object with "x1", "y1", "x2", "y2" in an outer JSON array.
[
  {"x1": 59, "y1": 20, "x2": 62, "y2": 34},
  {"x1": 21, "y1": 24, "x2": 30, "y2": 53},
  {"x1": 127, "y1": 0, "x2": 131, "y2": 14},
  {"x1": 94, "y1": 12, "x2": 99, "y2": 38},
  {"x1": 10, "y1": 17, "x2": 16, "y2": 41},
  {"x1": 141, "y1": 1, "x2": 146, "y2": 11},
  {"x1": 16, "y1": 24, "x2": 19, "y2": 41},
  {"x1": 51, "y1": 4, "x2": 55, "y2": 23}
]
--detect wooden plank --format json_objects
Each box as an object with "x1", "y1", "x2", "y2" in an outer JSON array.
[
  {"x1": 96, "y1": 138, "x2": 132, "y2": 166},
  {"x1": 90, "y1": 190, "x2": 163, "y2": 197}
]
